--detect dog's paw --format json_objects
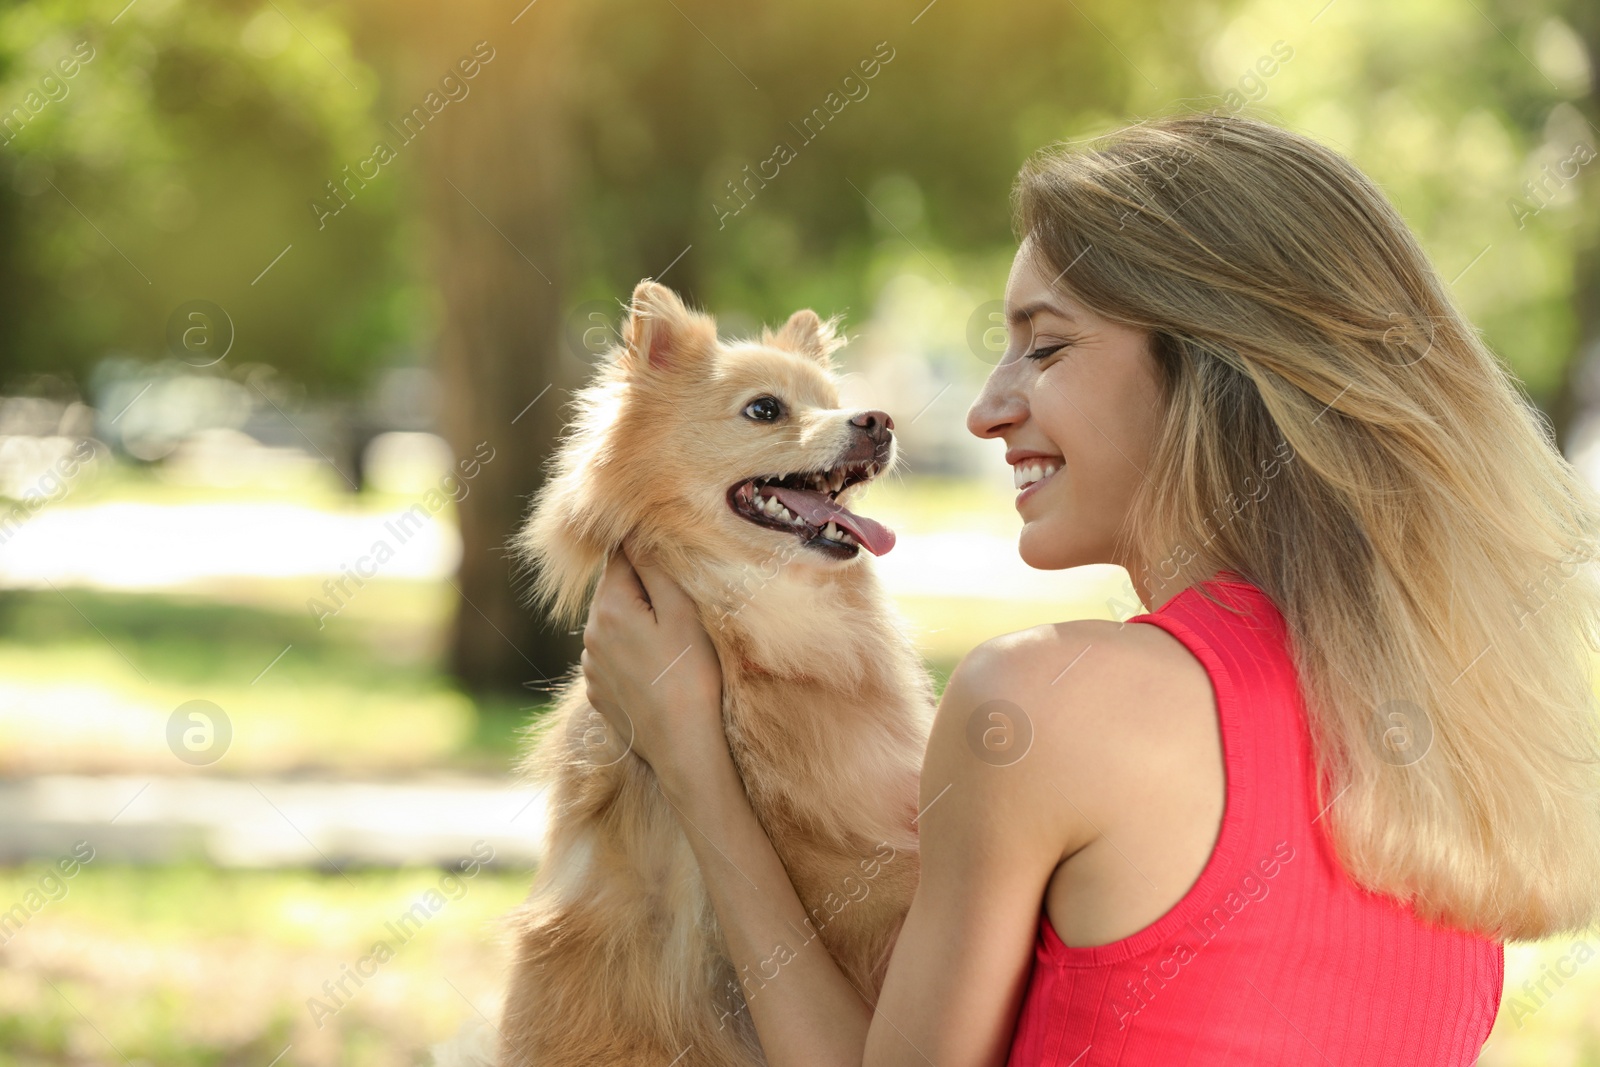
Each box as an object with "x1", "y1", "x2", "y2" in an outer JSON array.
[{"x1": 429, "y1": 1016, "x2": 500, "y2": 1067}]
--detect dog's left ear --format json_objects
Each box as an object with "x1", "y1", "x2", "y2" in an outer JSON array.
[
  {"x1": 767, "y1": 309, "x2": 848, "y2": 367},
  {"x1": 621, "y1": 279, "x2": 716, "y2": 373}
]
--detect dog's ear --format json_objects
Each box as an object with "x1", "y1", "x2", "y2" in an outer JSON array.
[
  {"x1": 766, "y1": 309, "x2": 848, "y2": 367},
  {"x1": 621, "y1": 279, "x2": 715, "y2": 373}
]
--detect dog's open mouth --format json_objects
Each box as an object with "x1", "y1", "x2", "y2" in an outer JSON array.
[{"x1": 726, "y1": 459, "x2": 895, "y2": 559}]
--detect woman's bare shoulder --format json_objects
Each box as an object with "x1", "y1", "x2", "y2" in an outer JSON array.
[
  {"x1": 929, "y1": 619, "x2": 1218, "y2": 836},
  {"x1": 948, "y1": 618, "x2": 1204, "y2": 722}
]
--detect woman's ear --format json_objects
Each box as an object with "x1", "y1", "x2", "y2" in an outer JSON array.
[
  {"x1": 620, "y1": 279, "x2": 715, "y2": 372},
  {"x1": 767, "y1": 308, "x2": 848, "y2": 367}
]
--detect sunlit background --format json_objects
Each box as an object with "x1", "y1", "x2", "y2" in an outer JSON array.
[{"x1": 3, "y1": 0, "x2": 1600, "y2": 1062}]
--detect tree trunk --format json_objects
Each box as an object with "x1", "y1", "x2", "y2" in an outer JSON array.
[{"x1": 402, "y1": 4, "x2": 585, "y2": 694}]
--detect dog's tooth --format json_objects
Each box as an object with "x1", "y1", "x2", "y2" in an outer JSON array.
[
  {"x1": 777, "y1": 505, "x2": 793, "y2": 522},
  {"x1": 823, "y1": 521, "x2": 839, "y2": 540}
]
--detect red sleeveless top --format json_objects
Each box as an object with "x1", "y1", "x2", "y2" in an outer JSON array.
[{"x1": 1005, "y1": 573, "x2": 1504, "y2": 1066}]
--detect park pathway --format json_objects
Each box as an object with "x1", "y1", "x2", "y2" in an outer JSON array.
[{"x1": 0, "y1": 773, "x2": 547, "y2": 867}]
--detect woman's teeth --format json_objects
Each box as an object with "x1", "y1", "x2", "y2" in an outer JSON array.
[{"x1": 1013, "y1": 460, "x2": 1062, "y2": 491}]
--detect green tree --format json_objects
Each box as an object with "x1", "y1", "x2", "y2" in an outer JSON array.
[{"x1": 0, "y1": 0, "x2": 409, "y2": 397}]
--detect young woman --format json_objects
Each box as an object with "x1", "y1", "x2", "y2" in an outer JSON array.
[{"x1": 575, "y1": 112, "x2": 1600, "y2": 1065}]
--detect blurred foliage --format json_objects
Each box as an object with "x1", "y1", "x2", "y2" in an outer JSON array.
[
  {"x1": 0, "y1": 0, "x2": 415, "y2": 396},
  {"x1": 545, "y1": 0, "x2": 1218, "y2": 335}
]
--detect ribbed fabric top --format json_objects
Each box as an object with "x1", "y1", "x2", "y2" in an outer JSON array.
[{"x1": 1005, "y1": 573, "x2": 1504, "y2": 1066}]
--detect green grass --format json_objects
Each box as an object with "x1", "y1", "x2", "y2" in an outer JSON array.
[
  {"x1": 0, "y1": 863, "x2": 528, "y2": 1067},
  {"x1": 0, "y1": 586, "x2": 509, "y2": 775}
]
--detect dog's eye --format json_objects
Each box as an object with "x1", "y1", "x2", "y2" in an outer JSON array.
[{"x1": 742, "y1": 396, "x2": 784, "y2": 422}]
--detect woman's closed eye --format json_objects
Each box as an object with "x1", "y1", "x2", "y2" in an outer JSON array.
[{"x1": 1026, "y1": 340, "x2": 1074, "y2": 361}]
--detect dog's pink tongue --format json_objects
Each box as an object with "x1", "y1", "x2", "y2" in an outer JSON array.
[{"x1": 767, "y1": 487, "x2": 896, "y2": 555}]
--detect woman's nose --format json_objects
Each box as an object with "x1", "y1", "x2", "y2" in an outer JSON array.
[{"x1": 966, "y1": 367, "x2": 1026, "y2": 440}]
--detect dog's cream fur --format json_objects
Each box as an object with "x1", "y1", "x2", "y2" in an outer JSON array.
[{"x1": 493, "y1": 281, "x2": 934, "y2": 1066}]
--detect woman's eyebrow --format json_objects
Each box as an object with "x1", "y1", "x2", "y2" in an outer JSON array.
[{"x1": 1006, "y1": 299, "x2": 1078, "y2": 327}]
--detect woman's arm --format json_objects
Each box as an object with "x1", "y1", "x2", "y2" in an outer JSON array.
[
  {"x1": 865, "y1": 630, "x2": 1101, "y2": 1066},
  {"x1": 581, "y1": 548, "x2": 1103, "y2": 1067},
  {"x1": 663, "y1": 732, "x2": 880, "y2": 1063}
]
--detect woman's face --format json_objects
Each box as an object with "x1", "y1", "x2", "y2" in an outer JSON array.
[{"x1": 966, "y1": 238, "x2": 1167, "y2": 575}]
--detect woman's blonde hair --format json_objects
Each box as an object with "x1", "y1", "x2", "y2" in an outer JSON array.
[{"x1": 1014, "y1": 110, "x2": 1600, "y2": 941}]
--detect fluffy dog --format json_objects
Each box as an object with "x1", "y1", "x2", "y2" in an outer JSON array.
[{"x1": 496, "y1": 280, "x2": 934, "y2": 1066}]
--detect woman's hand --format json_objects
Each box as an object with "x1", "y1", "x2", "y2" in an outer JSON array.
[{"x1": 580, "y1": 540, "x2": 729, "y2": 796}]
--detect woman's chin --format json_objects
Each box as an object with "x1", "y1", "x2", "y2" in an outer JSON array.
[{"x1": 1017, "y1": 523, "x2": 1082, "y2": 571}]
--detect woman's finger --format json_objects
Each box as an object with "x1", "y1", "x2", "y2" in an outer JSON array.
[
  {"x1": 621, "y1": 536, "x2": 696, "y2": 624},
  {"x1": 591, "y1": 545, "x2": 652, "y2": 618}
]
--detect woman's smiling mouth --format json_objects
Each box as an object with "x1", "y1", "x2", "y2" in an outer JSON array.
[{"x1": 1010, "y1": 452, "x2": 1063, "y2": 506}]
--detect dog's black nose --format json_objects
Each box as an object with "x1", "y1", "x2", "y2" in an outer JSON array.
[{"x1": 851, "y1": 410, "x2": 894, "y2": 439}]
